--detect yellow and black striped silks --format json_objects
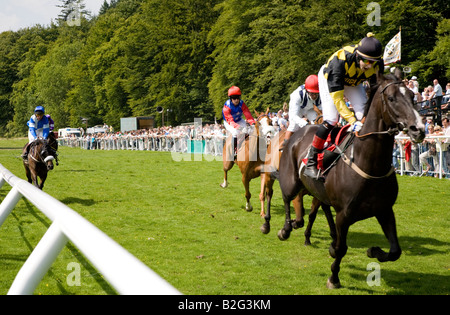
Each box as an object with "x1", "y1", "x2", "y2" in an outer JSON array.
[{"x1": 322, "y1": 45, "x2": 383, "y2": 124}]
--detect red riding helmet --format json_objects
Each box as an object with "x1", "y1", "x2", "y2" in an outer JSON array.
[
  {"x1": 305, "y1": 75, "x2": 319, "y2": 93},
  {"x1": 228, "y1": 86, "x2": 242, "y2": 97}
]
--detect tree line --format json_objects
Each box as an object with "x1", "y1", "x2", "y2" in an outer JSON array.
[{"x1": 0, "y1": 0, "x2": 448, "y2": 136}]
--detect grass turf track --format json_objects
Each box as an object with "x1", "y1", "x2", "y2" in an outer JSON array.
[{"x1": 0, "y1": 138, "x2": 448, "y2": 295}]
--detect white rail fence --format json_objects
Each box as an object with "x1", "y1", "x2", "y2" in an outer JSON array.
[
  {"x1": 60, "y1": 134, "x2": 450, "y2": 179},
  {"x1": 394, "y1": 135, "x2": 449, "y2": 179},
  {"x1": 0, "y1": 163, "x2": 181, "y2": 295},
  {"x1": 59, "y1": 135, "x2": 225, "y2": 156}
]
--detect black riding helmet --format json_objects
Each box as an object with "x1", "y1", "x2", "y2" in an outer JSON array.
[{"x1": 356, "y1": 32, "x2": 382, "y2": 62}]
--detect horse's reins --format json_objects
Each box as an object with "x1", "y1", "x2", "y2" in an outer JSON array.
[
  {"x1": 29, "y1": 143, "x2": 45, "y2": 163},
  {"x1": 339, "y1": 81, "x2": 404, "y2": 179},
  {"x1": 29, "y1": 140, "x2": 54, "y2": 164},
  {"x1": 355, "y1": 81, "x2": 404, "y2": 139}
]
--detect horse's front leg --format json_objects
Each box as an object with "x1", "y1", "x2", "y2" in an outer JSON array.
[
  {"x1": 260, "y1": 174, "x2": 274, "y2": 234},
  {"x1": 304, "y1": 197, "x2": 321, "y2": 246},
  {"x1": 242, "y1": 176, "x2": 253, "y2": 212},
  {"x1": 367, "y1": 208, "x2": 402, "y2": 262},
  {"x1": 277, "y1": 198, "x2": 293, "y2": 241},
  {"x1": 259, "y1": 173, "x2": 267, "y2": 217},
  {"x1": 220, "y1": 170, "x2": 229, "y2": 188},
  {"x1": 24, "y1": 165, "x2": 32, "y2": 184},
  {"x1": 38, "y1": 173, "x2": 47, "y2": 190},
  {"x1": 322, "y1": 204, "x2": 337, "y2": 246},
  {"x1": 291, "y1": 192, "x2": 305, "y2": 230},
  {"x1": 29, "y1": 169, "x2": 40, "y2": 188},
  {"x1": 220, "y1": 147, "x2": 234, "y2": 188},
  {"x1": 327, "y1": 211, "x2": 349, "y2": 289}
]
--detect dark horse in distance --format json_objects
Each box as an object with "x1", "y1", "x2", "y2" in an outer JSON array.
[
  {"x1": 278, "y1": 70, "x2": 425, "y2": 288},
  {"x1": 23, "y1": 138, "x2": 57, "y2": 190}
]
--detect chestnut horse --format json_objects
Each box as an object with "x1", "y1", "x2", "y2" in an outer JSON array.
[
  {"x1": 23, "y1": 139, "x2": 56, "y2": 190},
  {"x1": 278, "y1": 70, "x2": 425, "y2": 288},
  {"x1": 220, "y1": 108, "x2": 275, "y2": 212},
  {"x1": 259, "y1": 123, "x2": 335, "y2": 246}
]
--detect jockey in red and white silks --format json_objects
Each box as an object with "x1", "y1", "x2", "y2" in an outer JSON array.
[{"x1": 222, "y1": 86, "x2": 256, "y2": 138}]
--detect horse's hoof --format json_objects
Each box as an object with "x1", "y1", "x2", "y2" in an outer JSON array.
[
  {"x1": 277, "y1": 229, "x2": 289, "y2": 241},
  {"x1": 367, "y1": 246, "x2": 382, "y2": 259},
  {"x1": 220, "y1": 182, "x2": 228, "y2": 188},
  {"x1": 304, "y1": 239, "x2": 311, "y2": 246},
  {"x1": 291, "y1": 219, "x2": 304, "y2": 229},
  {"x1": 260, "y1": 224, "x2": 270, "y2": 234},
  {"x1": 327, "y1": 278, "x2": 341, "y2": 289},
  {"x1": 245, "y1": 204, "x2": 253, "y2": 212}
]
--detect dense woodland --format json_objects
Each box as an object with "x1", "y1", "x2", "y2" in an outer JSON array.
[{"x1": 0, "y1": 0, "x2": 448, "y2": 135}]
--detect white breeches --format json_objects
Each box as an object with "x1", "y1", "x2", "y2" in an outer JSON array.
[
  {"x1": 224, "y1": 119, "x2": 248, "y2": 138},
  {"x1": 318, "y1": 65, "x2": 368, "y2": 125}
]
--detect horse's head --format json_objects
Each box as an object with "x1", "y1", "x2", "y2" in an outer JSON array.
[
  {"x1": 376, "y1": 69, "x2": 425, "y2": 143},
  {"x1": 36, "y1": 139, "x2": 55, "y2": 171},
  {"x1": 255, "y1": 107, "x2": 275, "y2": 138}
]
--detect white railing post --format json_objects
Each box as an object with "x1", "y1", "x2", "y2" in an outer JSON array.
[
  {"x1": 8, "y1": 223, "x2": 68, "y2": 295},
  {"x1": 0, "y1": 186, "x2": 22, "y2": 227},
  {"x1": 0, "y1": 163, "x2": 181, "y2": 295}
]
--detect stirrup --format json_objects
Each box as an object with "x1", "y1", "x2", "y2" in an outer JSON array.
[{"x1": 303, "y1": 165, "x2": 324, "y2": 182}]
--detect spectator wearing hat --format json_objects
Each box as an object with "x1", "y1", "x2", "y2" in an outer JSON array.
[
  {"x1": 410, "y1": 76, "x2": 419, "y2": 90},
  {"x1": 407, "y1": 80, "x2": 420, "y2": 102}
]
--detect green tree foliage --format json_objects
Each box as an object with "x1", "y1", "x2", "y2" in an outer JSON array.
[{"x1": 0, "y1": 0, "x2": 448, "y2": 136}]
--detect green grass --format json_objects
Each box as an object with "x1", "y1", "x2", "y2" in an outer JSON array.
[{"x1": 0, "y1": 137, "x2": 449, "y2": 295}]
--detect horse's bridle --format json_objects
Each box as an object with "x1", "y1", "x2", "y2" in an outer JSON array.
[
  {"x1": 343, "y1": 81, "x2": 405, "y2": 179},
  {"x1": 355, "y1": 81, "x2": 405, "y2": 139},
  {"x1": 29, "y1": 140, "x2": 54, "y2": 164}
]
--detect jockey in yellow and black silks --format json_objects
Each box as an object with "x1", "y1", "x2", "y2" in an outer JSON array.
[{"x1": 303, "y1": 33, "x2": 384, "y2": 180}]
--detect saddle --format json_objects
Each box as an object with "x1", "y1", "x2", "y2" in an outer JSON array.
[{"x1": 302, "y1": 124, "x2": 354, "y2": 175}]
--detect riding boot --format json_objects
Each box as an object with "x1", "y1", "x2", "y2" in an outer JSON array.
[
  {"x1": 233, "y1": 137, "x2": 238, "y2": 157},
  {"x1": 22, "y1": 143, "x2": 30, "y2": 161},
  {"x1": 303, "y1": 123, "x2": 333, "y2": 179},
  {"x1": 303, "y1": 146, "x2": 322, "y2": 179}
]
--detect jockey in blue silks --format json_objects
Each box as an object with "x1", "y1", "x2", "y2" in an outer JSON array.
[{"x1": 22, "y1": 106, "x2": 50, "y2": 161}]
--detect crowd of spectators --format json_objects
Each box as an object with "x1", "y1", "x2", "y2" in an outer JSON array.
[
  {"x1": 394, "y1": 76, "x2": 450, "y2": 178},
  {"x1": 405, "y1": 77, "x2": 450, "y2": 114},
  {"x1": 394, "y1": 115, "x2": 450, "y2": 178}
]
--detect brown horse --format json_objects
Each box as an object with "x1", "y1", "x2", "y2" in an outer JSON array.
[
  {"x1": 259, "y1": 126, "x2": 335, "y2": 246},
  {"x1": 278, "y1": 70, "x2": 425, "y2": 288},
  {"x1": 23, "y1": 139, "x2": 56, "y2": 190},
  {"x1": 220, "y1": 108, "x2": 275, "y2": 212}
]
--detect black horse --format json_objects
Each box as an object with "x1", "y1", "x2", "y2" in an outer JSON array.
[
  {"x1": 23, "y1": 139, "x2": 56, "y2": 190},
  {"x1": 278, "y1": 70, "x2": 425, "y2": 289},
  {"x1": 48, "y1": 132, "x2": 59, "y2": 166}
]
